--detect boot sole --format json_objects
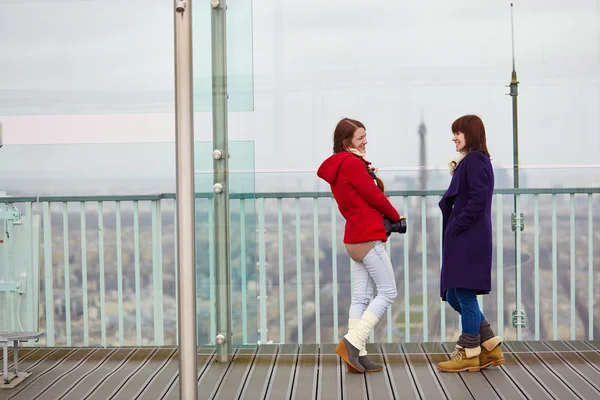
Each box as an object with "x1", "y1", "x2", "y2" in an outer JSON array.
[
  {"x1": 480, "y1": 358, "x2": 505, "y2": 369},
  {"x1": 347, "y1": 365, "x2": 383, "y2": 373},
  {"x1": 335, "y1": 340, "x2": 365, "y2": 373},
  {"x1": 437, "y1": 365, "x2": 480, "y2": 373}
]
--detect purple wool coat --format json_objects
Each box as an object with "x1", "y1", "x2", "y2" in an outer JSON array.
[{"x1": 438, "y1": 151, "x2": 495, "y2": 301}]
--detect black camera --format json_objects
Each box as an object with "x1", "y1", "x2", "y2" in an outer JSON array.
[{"x1": 384, "y1": 217, "x2": 407, "y2": 236}]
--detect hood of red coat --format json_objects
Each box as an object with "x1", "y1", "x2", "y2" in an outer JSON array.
[{"x1": 318, "y1": 152, "x2": 367, "y2": 184}]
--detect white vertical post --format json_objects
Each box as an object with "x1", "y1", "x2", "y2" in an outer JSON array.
[{"x1": 174, "y1": 1, "x2": 198, "y2": 398}]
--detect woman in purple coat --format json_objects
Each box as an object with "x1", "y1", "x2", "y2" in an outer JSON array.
[{"x1": 436, "y1": 115, "x2": 505, "y2": 373}]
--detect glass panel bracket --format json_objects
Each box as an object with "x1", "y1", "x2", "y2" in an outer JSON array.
[
  {"x1": 511, "y1": 212, "x2": 524, "y2": 232},
  {"x1": 512, "y1": 309, "x2": 526, "y2": 328}
]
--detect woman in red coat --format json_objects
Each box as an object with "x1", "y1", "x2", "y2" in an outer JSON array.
[
  {"x1": 437, "y1": 115, "x2": 505, "y2": 372},
  {"x1": 317, "y1": 118, "x2": 401, "y2": 373}
]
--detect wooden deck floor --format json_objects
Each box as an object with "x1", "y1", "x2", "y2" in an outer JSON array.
[{"x1": 0, "y1": 341, "x2": 599, "y2": 399}]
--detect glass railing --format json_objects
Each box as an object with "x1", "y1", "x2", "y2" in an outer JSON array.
[{"x1": 1, "y1": 161, "x2": 598, "y2": 348}]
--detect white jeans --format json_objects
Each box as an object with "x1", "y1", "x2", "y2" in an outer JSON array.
[{"x1": 348, "y1": 241, "x2": 397, "y2": 320}]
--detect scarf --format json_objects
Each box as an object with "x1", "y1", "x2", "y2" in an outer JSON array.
[
  {"x1": 448, "y1": 151, "x2": 467, "y2": 176},
  {"x1": 347, "y1": 147, "x2": 378, "y2": 175}
]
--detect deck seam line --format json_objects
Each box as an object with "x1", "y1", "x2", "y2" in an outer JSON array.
[
  {"x1": 107, "y1": 348, "x2": 161, "y2": 400},
  {"x1": 439, "y1": 342, "x2": 471, "y2": 400},
  {"x1": 79, "y1": 347, "x2": 142, "y2": 400},
  {"x1": 380, "y1": 345, "x2": 397, "y2": 400},
  {"x1": 563, "y1": 341, "x2": 600, "y2": 374},
  {"x1": 132, "y1": 348, "x2": 178, "y2": 400},
  {"x1": 401, "y1": 343, "x2": 424, "y2": 400},
  {"x1": 55, "y1": 347, "x2": 121, "y2": 400},
  {"x1": 17, "y1": 348, "x2": 100, "y2": 400},
  {"x1": 209, "y1": 348, "x2": 240, "y2": 400},
  {"x1": 285, "y1": 345, "x2": 300, "y2": 400},
  {"x1": 523, "y1": 341, "x2": 584, "y2": 400},
  {"x1": 7, "y1": 348, "x2": 79, "y2": 399},
  {"x1": 260, "y1": 345, "x2": 280, "y2": 400},
  {"x1": 503, "y1": 342, "x2": 559, "y2": 400},
  {"x1": 234, "y1": 346, "x2": 260, "y2": 400},
  {"x1": 541, "y1": 342, "x2": 600, "y2": 393}
]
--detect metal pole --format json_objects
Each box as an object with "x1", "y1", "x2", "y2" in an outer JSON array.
[
  {"x1": 509, "y1": 3, "x2": 523, "y2": 339},
  {"x1": 174, "y1": 1, "x2": 198, "y2": 398},
  {"x1": 211, "y1": 0, "x2": 232, "y2": 362}
]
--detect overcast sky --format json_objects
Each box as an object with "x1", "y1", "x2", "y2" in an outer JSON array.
[{"x1": 0, "y1": 0, "x2": 598, "y2": 188}]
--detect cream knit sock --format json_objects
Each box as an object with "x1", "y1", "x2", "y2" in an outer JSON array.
[
  {"x1": 345, "y1": 311, "x2": 379, "y2": 352},
  {"x1": 348, "y1": 319, "x2": 367, "y2": 357}
]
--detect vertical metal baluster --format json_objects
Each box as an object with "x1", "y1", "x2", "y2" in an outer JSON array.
[
  {"x1": 439, "y1": 211, "x2": 445, "y2": 342},
  {"x1": 313, "y1": 198, "x2": 320, "y2": 344},
  {"x1": 421, "y1": 196, "x2": 428, "y2": 341},
  {"x1": 278, "y1": 199, "x2": 285, "y2": 343},
  {"x1": 552, "y1": 194, "x2": 558, "y2": 339},
  {"x1": 174, "y1": 201, "x2": 179, "y2": 345},
  {"x1": 496, "y1": 194, "x2": 504, "y2": 336},
  {"x1": 403, "y1": 198, "x2": 410, "y2": 342},
  {"x1": 588, "y1": 194, "x2": 594, "y2": 340},
  {"x1": 43, "y1": 202, "x2": 54, "y2": 346},
  {"x1": 98, "y1": 201, "x2": 106, "y2": 347},
  {"x1": 296, "y1": 198, "x2": 303, "y2": 344},
  {"x1": 152, "y1": 200, "x2": 164, "y2": 345},
  {"x1": 63, "y1": 202, "x2": 71, "y2": 346},
  {"x1": 134, "y1": 201, "x2": 141, "y2": 346},
  {"x1": 570, "y1": 194, "x2": 576, "y2": 340},
  {"x1": 534, "y1": 195, "x2": 540, "y2": 340},
  {"x1": 257, "y1": 198, "x2": 267, "y2": 344},
  {"x1": 81, "y1": 202, "x2": 89, "y2": 346},
  {"x1": 331, "y1": 199, "x2": 339, "y2": 343},
  {"x1": 116, "y1": 201, "x2": 124, "y2": 346},
  {"x1": 240, "y1": 199, "x2": 248, "y2": 344}
]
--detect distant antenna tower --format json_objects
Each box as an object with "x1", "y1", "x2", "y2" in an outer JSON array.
[{"x1": 508, "y1": 2, "x2": 525, "y2": 339}]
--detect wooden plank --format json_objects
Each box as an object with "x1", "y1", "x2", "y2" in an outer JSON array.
[
  {"x1": 59, "y1": 348, "x2": 137, "y2": 400},
  {"x1": 363, "y1": 344, "x2": 393, "y2": 400},
  {"x1": 317, "y1": 344, "x2": 341, "y2": 400},
  {"x1": 401, "y1": 343, "x2": 446, "y2": 399},
  {"x1": 423, "y1": 342, "x2": 473, "y2": 399},
  {"x1": 239, "y1": 345, "x2": 278, "y2": 399},
  {"x1": 155, "y1": 350, "x2": 214, "y2": 399},
  {"x1": 381, "y1": 343, "x2": 420, "y2": 399},
  {"x1": 211, "y1": 347, "x2": 257, "y2": 399},
  {"x1": 11, "y1": 348, "x2": 101, "y2": 400},
  {"x1": 290, "y1": 344, "x2": 318, "y2": 399},
  {"x1": 504, "y1": 342, "x2": 578, "y2": 399},
  {"x1": 35, "y1": 349, "x2": 117, "y2": 400},
  {"x1": 106, "y1": 348, "x2": 176, "y2": 400},
  {"x1": 584, "y1": 341, "x2": 600, "y2": 351},
  {"x1": 85, "y1": 348, "x2": 156, "y2": 400},
  {"x1": 264, "y1": 344, "x2": 297, "y2": 400},
  {"x1": 525, "y1": 341, "x2": 600, "y2": 399},
  {"x1": 561, "y1": 341, "x2": 600, "y2": 373}
]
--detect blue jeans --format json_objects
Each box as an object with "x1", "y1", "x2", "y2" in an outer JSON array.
[
  {"x1": 445, "y1": 288, "x2": 485, "y2": 337},
  {"x1": 348, "y1": 241, "x2": 397, "y2": 320}
]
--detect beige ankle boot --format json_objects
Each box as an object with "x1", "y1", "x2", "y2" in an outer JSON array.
[
  {"x1": 437, "y1": 345, "x2": 481, "y2": 373},
  {"x1": 339, "y1": 311, "x2": 379, "y2": 373},
  {"x1": 347, "y1": 319, "x2": 383, "y2": 373},
  {"x1": 480, "y1": 336, "x2": 504, "y2": 368}
]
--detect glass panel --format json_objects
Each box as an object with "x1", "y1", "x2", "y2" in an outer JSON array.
[
  {"x1": 194, "y1": 141, "x2": 257, "y2": 346},
  {"x1": 0, "y1": 0, "x2": 254, "y2": 115},
  {"x1": 0, "y1": 142, "x2": 256, "y2": 347}
]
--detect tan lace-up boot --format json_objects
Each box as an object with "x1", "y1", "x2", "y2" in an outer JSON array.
[
  {"x1": 479, "y1": 336, "x2": 505, "y2": 368},
  {"x1": 437, "y1": 345, "x2": 481, "y2": 373}
]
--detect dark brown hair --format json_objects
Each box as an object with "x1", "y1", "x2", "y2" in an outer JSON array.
[
  {"x1": 451, "y1": 115, "x2": 490, "y2": 157},
  {"x1": 332, "y1": 118, "x2": 365, "y2": 153}
]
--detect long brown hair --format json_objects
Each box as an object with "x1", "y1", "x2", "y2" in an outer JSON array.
[
  {"x1": 332, "y1": 118, "x2": 365, "y2": 153},
  {"x1": 451, "y1": 115, "x2": 490, "y2": 157}
]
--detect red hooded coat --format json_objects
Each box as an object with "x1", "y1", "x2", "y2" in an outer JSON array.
[{"x1": 317, "y1": 152, "x2": 400, "y2": 244}]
